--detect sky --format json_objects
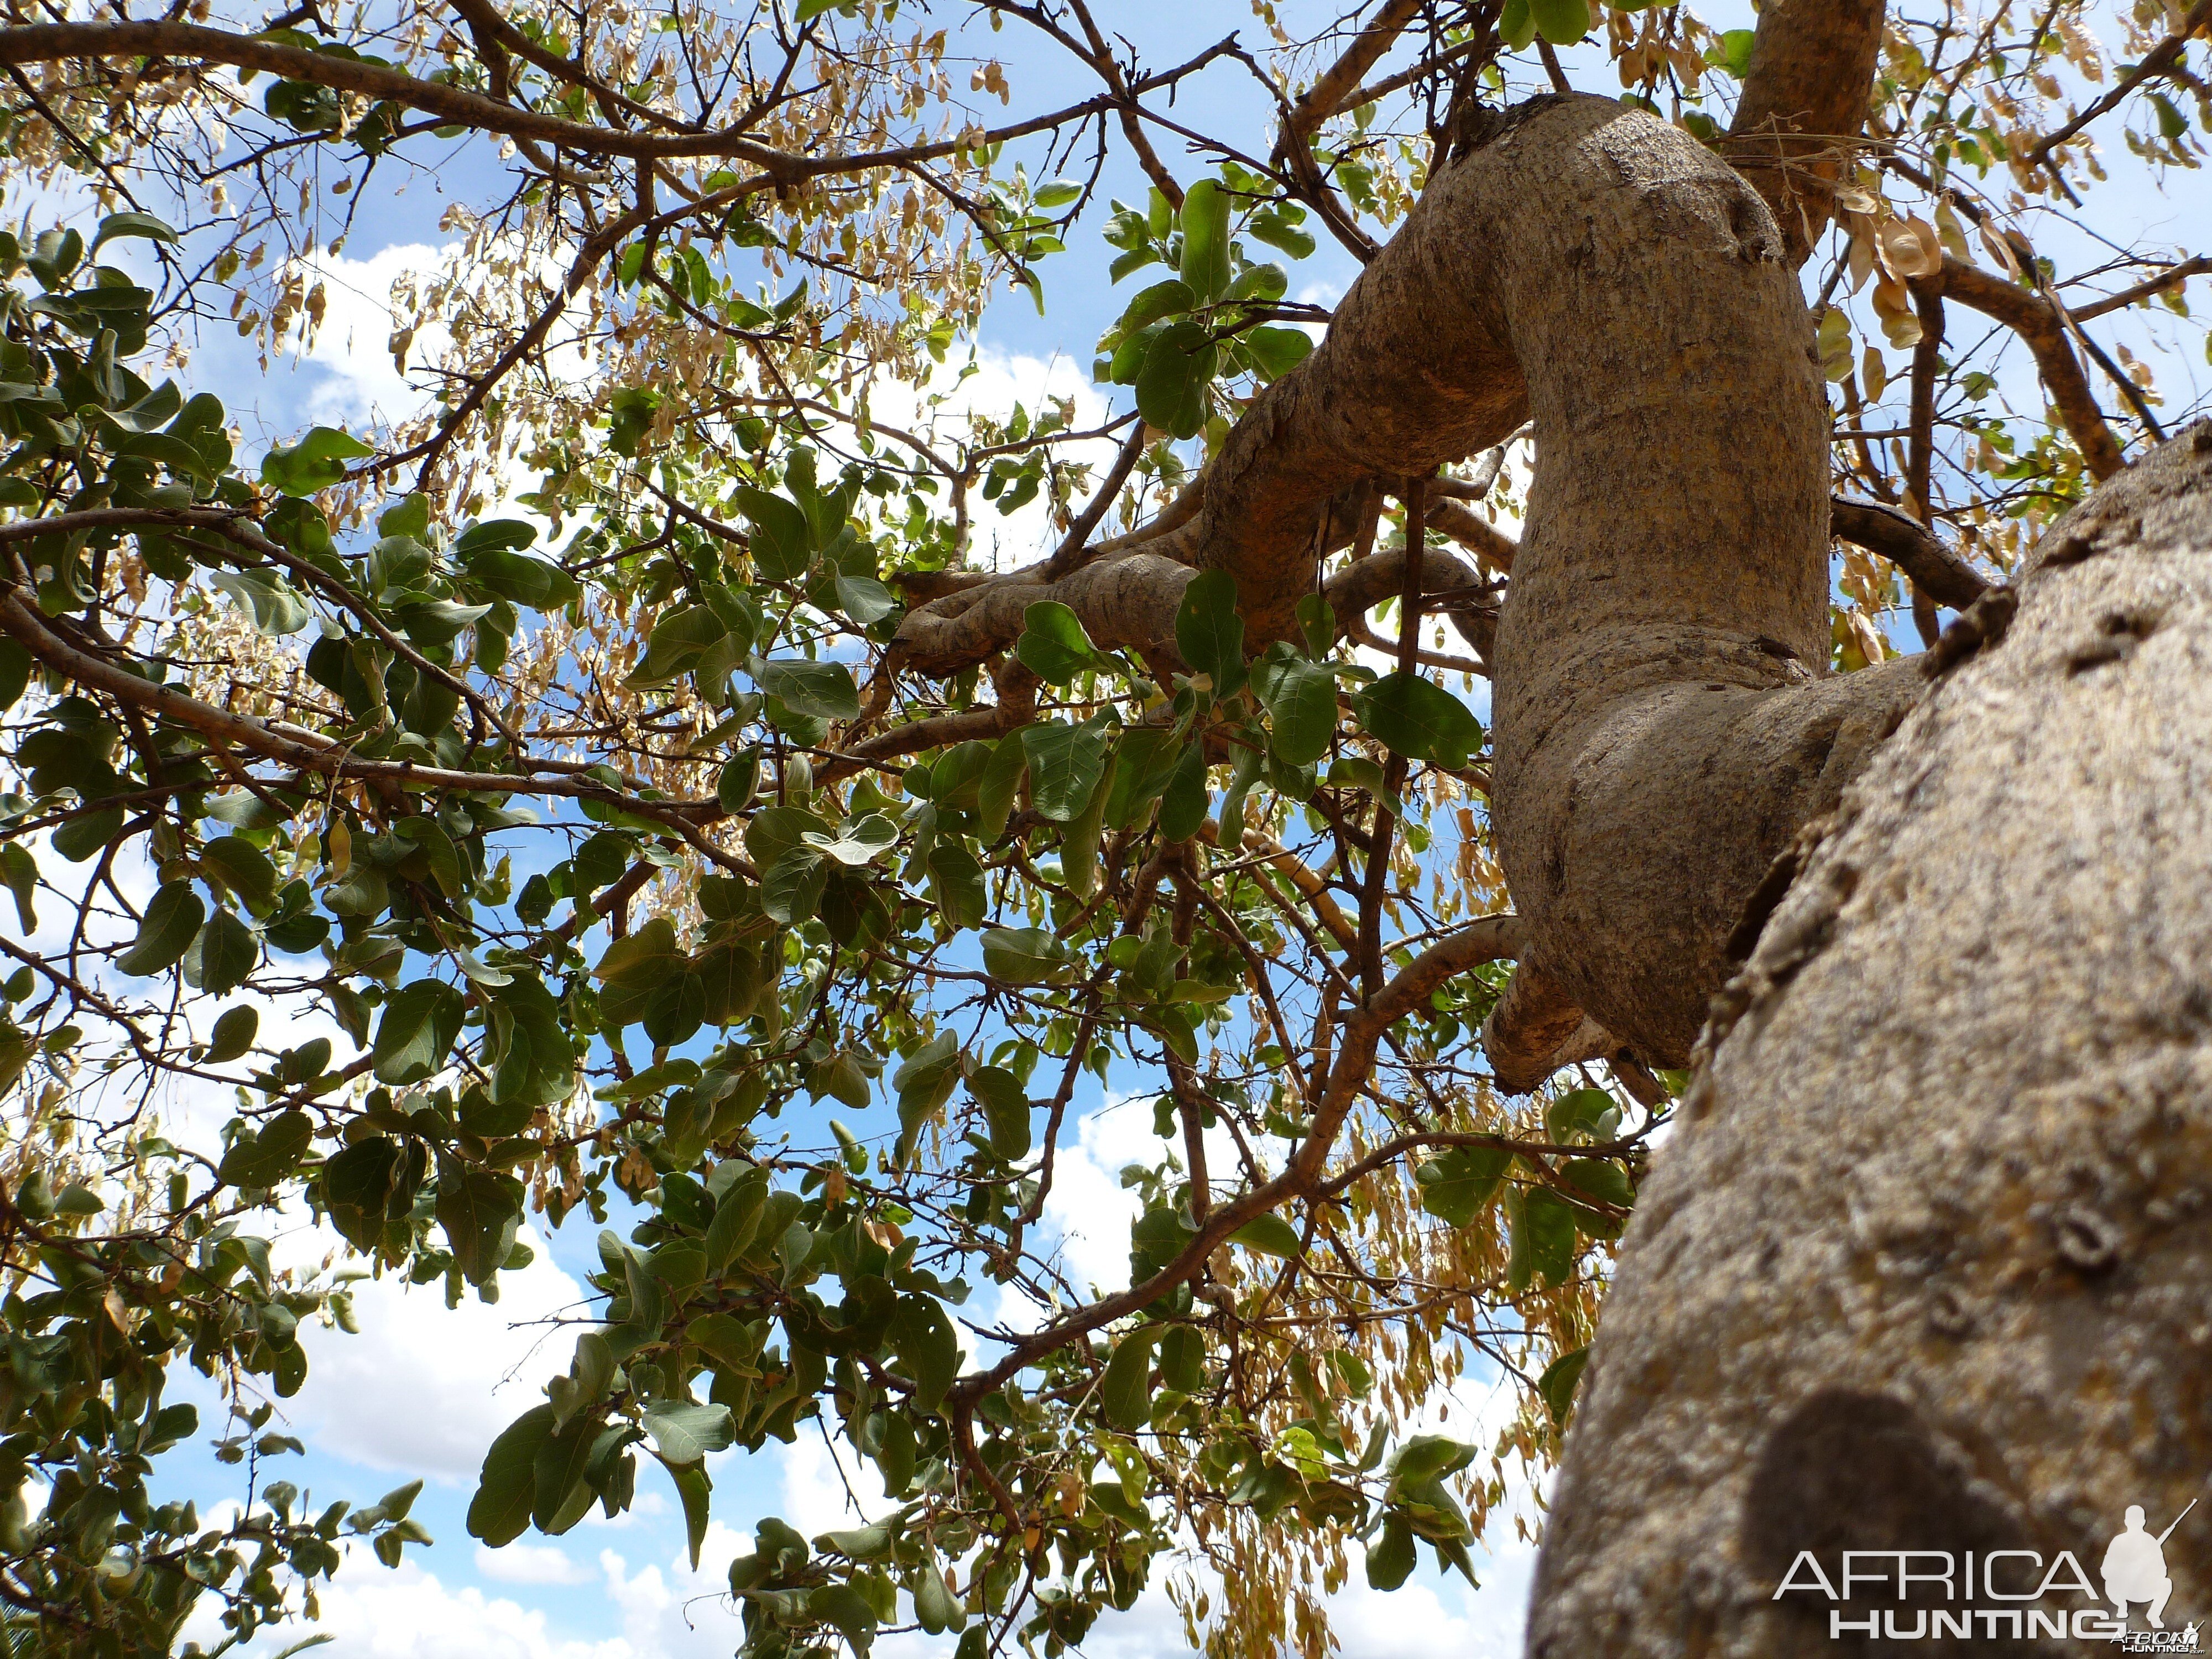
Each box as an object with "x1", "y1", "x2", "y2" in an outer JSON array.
[{"x1": 14, "y1": 2, "x2": 2211, "y2": 1656}]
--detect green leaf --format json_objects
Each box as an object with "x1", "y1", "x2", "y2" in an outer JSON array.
[
  {"x1": 468, "y1": 1405, "x2": 556, "y2": 1546},
  {"x1": 912, "y1": 1554, "x2": 962, "y2": 1633},
  {"x1": 705, "y1": 1170, "x2": 771, "y2": 1274},
  {"x1": 1529, "y1": 0, "x2": 1588, "y2": 44},
  {"x1": 1415, "y1": 1146, "x2": 1510, "y2": 1228},
  {"x1": 979, "y1": 926, "x2": 1074, "y2": 985},
  {"x1": 1174, "y1": 569, "x2": 1245, "y2": 693},
  {"x1": 1253, "y1": 646, "x2": 1338, "y2": 765},
  {"x1": 1014, "y1": 600, "x2": 1101, "y2": 685},
  {"x1": 1229, "y1": 1212, "x2": 1303, "y2": 1258},
  {"x1": 625, "y1": 606, "x2": 727, "y2": 688},
  {"x1": 92, "y1": 211, "x2": 179, "y2": 248},
  {"x1": 1159, "y1": 1324, "x2": 1204, "y2": 1393},
  {"x1": 1354, "y1": 672, "x2": 1484, "y2": 769},
  {"x1": 1101, "y1": 1327, "x2": 1160, "y2": 1430},
  {"x1": 1240, "y1": 325, "x2": 1314, "y2": 380},
  {"x1": 437, "y1": 1160, "x2": 523, "y2": 1286},
  {"x1": 754, "y1": 658, "x2": 859, "y2": 719},
  {"x1": 759, "y1": 847, "x2": 828, "y2": 925},
  {"x1": 801, "y1": 812, "x2": 898, "y2": 866},
  {"x1": 1562, "y1": 1157, "x2": 1634, "y2": 1211},
  {"x1": 643, "y1": 1402, "x2": 736, "y2": 1465},
  {"x1": 669, "y1": 1462, "x2": 712, "y2": 1570},
  {"x1": 205, "y1": 1004, "x2": 258, "y2": 1063},
  {"x1": 217, "y1": 1110, "x2": 312, "y2": 1189},
  {"x1": 1134, "y1": 320, "x2": 1217, "y2": 439},
  {"x1": 1156, "y1": 743, "x2": 1209, "y2": 842},
  {"x1": 260, "y1": 426, "x2": 374, "y2": 495},
  {"x1": 1500, "y1": 0, "x2": 1536, "y2": 50},
  {"x1": 190, "y1": 908, "x2": 259, "y2": 997},
  {"x1": 117, "y1": 883, "x2": 204, "y2": 976},
  {"x1": 974, "y1": 734, "x2": 1027, "y2": 841},
  {"x1": 1538, "y1": 1346, "x2": 1589, "y2": 1427},
  {"x1": 926, "y1": 841, "x2": 989, "y2": 931},
  {"x1": 372, "y1": 979, "x2": 467, "y2": 1084},
  {"x1": 968, "y1": 1066, "x2": 1031, "y2": 1160},
  {"x1": 1366, "y1": 1512, "x2": 1417, "y2": 1590},
  {"x1": 201, "y1": 834, "x2": 278, "y2": 907},
  {"x1": 208, "y1": 569, "x2": 312, "y2": 635},
  {"x1": 733, "y1": 487, "x2": 813, "y2": 581},
  {"x1": 1506, "y1": 1187, "x2": 1578, "y2": 1292},
  {"x1": 1177, "y1": 178, "x2": 1232, "y2": 302},
  {"x1": 887, "y1": 1295, "x2": 959, "y2": 1409},
  {"x1": 1020, "y1": 721, "x2": 1109, "y2": 822},
  {"x1": 1117, "y1": 276, "x2": 1196, "y2": 335}
]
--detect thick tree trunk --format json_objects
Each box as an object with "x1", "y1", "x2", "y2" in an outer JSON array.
[
  {"x1": 898, "y1": 95, "x2": 1926, "y2": 1072},
  {"x1": 1528, "y1": 427, "x2": 2212, "y2": 1656}
]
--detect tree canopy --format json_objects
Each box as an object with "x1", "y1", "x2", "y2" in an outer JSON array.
[{"x1": 0, "y1": 2, "x2": 2204, "y2": 1656}]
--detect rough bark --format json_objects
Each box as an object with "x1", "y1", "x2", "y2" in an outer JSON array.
[
  {"x1": 1528, "y1": 426, "x2": 2212, "y2": 1657},
  {"x1": 902, "y1": 95, "x2": 1927, "y2": 1074},
  {"x1": 1723, "y1": 0, "x2": 1888, "y2": 265}
]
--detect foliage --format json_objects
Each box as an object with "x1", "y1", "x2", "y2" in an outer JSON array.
[{"x1": 0, "y1": 2, "x2": 2203, "y2": 1656}]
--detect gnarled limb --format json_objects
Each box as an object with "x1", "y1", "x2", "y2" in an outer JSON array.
[
  {"x1": 1723, "y1": 0, "x2": 1888, "y2": 266},
  {"x1": 1830, "y1": 497, "x2": 1989, "y2": 610}
]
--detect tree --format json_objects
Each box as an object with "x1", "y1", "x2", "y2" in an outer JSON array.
[{"x1": 0, "y1": 2, "x2": 2202, "y2": 1655}]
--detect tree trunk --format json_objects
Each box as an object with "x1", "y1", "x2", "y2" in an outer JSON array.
[{"x1": 1528, "y1": 426, "x2": 2212, "y2": 1656}]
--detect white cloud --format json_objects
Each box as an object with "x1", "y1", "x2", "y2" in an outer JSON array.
[
  {"x1": 215, "y1": 1557, "x2": 635, "y2": 1659},
  {"x1": 295, "y1": 1226, "x2": 590, "y2": 1483},
  {"x1": 474, "y1": 1542, "x2": 592, "y2": 1586}
]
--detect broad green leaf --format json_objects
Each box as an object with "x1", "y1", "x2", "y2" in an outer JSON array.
[
  {"x1": 1101, "y1": 1327, "x2": 1160, "y2": 1430},
  {"x1": 927, "y1": 841, "x2": 989, "y2": 932},
  {"x1": 1117, "y1": 276, "x2": 1196, "y2": 334},
  {"x1": 437, "y1": 1159, "x2": 523, "y2": 1286},
  {"x1": 1253, "y1": 646, "x2": 1337, "y2": 765},
  {"x1": 1366, "y1": 1513, "x2": 1417, "y2": 1590},
  {"x1": 1538, "y1": 1346, "x2": 1590, "y2": 1427},
  {"x1": 92, "y1": 211, "x2": 179, "y2": 247},
  {"x1": 643, "y1": 1402, "x2": 735, "y2": 1465},
  {"x1": 980, "y1": 926, "x2": 1074, "y2": 985},
  {"x1": 372, "y1": 979, "x2": 467, "y2": 1084},
  {"x1": 1015, "y1": 600, "x2": 1100, "y2": 685},
  {"x1": 1156, "y1": 743, "x2": 1209, "y2": 842},
  {"x1": 754, "y1": 658, "x2": 859, "y2": 719},
  {"x1": 209, "y1": 569, "x2": 312, "y2": 636},
  {"x1": 1229, "y1": 1212, "x2": 1303, "y2": 1258},
  {"x1": 968, "y1": 1066, "x2": 1030, "y2": 1160},
  {"x1": 1415, "y1": 1146, "x2": 1510, "y2": 1228},
  {"x1": 733, "y1": 487, "x2": 812, "y2": 581},
  {"x1": 975, "y1": 733, "x2": 1027, "y2": 841},
  {"x1": 1177, "y1": 178, "x2": 1232, "y2": 302},
  {"x1": 117, "y1": 884, "x2": 204, "y2": 976},
  {"x1": 1354, "y1": 671, "x2": 1485, "y2": 769},
  {"x1": 625, "y1": 606, "x2": 727, "y2": 688},
  {"x1": 801, "y1": 812, "x2": 897, "y2": 866},
  {"x1": 217, "y1": 1110, "x2": 312, "y2": 1190},
  {"x1": 189, "y1": 909, "x2": 258, "y2": 997},
  {"x1": 706, "y1": 1170, "x2": 771, "y2": 1274},
  {"x1": 760, "y1": 847, "x2": 828, "y2": 925},
  {"x1": 468, "y1": 1405, "x2": 555, "y2": 1546},
  {"x1": 260, "y1": 426, "x2": 374, "y2": 495},
  {"x1": 205, "y1": 1004, "x2": 258, "y2": 1063},
  {"x1": 1134, "y1": 320, "x2": 1217, "y2": 439},
  {"x1": 1160, "y1": 1325, "x2": 1204, "y2": 1393},
  {"x1": 1020, "y1": 721, "x2": 1109, "y2": 822},
  {"x1": 1174, "y1": 569, "x2": 1245, "y2": 693},
  {"x1": 887, "y1": 1294, "x2": 959, "y2": 1408},
  {"x1": 201, "y1": 834, "x2": 278, "y2": 906}
]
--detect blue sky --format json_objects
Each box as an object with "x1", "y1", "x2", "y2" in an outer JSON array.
[{"x1": 38, "y1": 2, "x2": 2205, "y2": 1655}]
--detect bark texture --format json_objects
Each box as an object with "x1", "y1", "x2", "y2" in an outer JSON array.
[
  {"x1": 900, "y1": 95, "x2": 1928, "y2": 1072},
  {"x1": 1528, "y1": 426, "x2": 2212, "y2": 1656},
  {"x1": 1477, "y1": 100, "x2": 1922, "y2": 1068}
]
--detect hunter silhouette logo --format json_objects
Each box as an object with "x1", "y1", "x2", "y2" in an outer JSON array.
[
  {"x1": 1771, "y1": 1494, "x2": 2204, "y2": 1645},
  {"x1": 2105, "y1": 1501, "x2": 2190, "y2": 1629}
]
